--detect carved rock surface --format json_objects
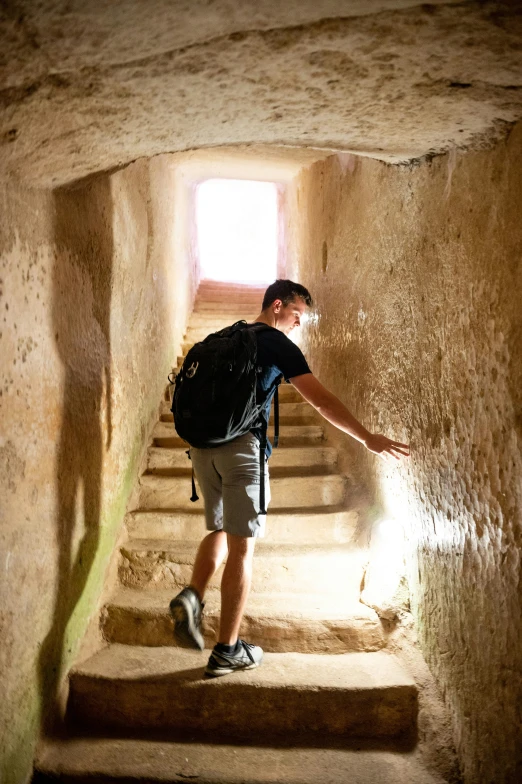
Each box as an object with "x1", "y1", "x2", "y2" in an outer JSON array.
[
  {"x1": 294, "y1": 125, "x2": 522, "y2": 784},
  {"x1": 1, "y1": 1, "x2": 522, "y2": 184}
]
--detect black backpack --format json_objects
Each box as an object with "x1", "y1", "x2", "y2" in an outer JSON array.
[{"x1": 170, "y1": 320, "x2": 281, "y2": 514}]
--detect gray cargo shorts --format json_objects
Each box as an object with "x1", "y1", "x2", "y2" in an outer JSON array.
[{"x1": 189, "y1": 432, "x2": 270, "y2": 538}]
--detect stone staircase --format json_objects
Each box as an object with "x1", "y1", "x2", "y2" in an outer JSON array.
[{"x1": 35, "y1": 280, "x2": 443, "y2": 783}]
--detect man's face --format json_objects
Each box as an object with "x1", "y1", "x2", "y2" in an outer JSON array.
[{"x1": 273, "y1": 297, "x2": 308, "y2": 335}]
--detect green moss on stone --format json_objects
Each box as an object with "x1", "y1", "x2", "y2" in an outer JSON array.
[{"x1": 2, "y1": 375, "x2": 170, "y2": 784}]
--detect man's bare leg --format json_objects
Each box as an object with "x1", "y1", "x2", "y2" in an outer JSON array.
[
  {"x1": 190, "y1": 530, "x2": 228, "y2": 600},
  {"x1": 170, "y1": 530, "x2": 228, "y2": 649},
  {"x1": 218, "y1": 533, "x2": 256, "y2": 645}
]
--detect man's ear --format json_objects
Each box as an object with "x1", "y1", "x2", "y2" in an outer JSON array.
[{"x1": 273, "y1": 299, "x2": 282, "y2": 313}]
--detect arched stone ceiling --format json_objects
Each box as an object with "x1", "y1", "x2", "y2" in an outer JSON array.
[{"x1": 1, "y1": 0, "x2": 521, "y2": 186}]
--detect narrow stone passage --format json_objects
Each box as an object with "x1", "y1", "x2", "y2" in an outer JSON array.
[
  {"x1": 35, "y1": 280, "x2": 441, "y2": 783},
  {"x1": 3, "y1": 5, "x2": 522, "y2": 782}
]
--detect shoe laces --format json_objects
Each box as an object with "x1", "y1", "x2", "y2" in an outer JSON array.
[{"x1": 239, "y1": 639, "x2": 256, "y2": 663}]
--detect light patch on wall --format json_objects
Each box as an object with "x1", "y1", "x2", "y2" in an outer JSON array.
[
  {"x1": 361, "y1": 466, "x2": 414, "y2": 617},
  {"x1": 196, "y1": 179, "x2": 278, "y2": 283},
  {"x1": 361, "y1": 516, "x2": 406, "y2": 619}
]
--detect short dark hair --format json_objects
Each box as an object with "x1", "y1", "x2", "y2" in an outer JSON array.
[{"x1": 262, "y1": 279, "x2": 313, "y2": 311}]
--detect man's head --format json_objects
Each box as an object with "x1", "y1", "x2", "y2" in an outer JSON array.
[{"x1": 261, "y1": 279, "x2": 313, "y2": 335}]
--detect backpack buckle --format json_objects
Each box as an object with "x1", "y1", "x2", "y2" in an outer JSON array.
[{"x1": 186, "y1": 361, "x2": 199, "y2": 378}]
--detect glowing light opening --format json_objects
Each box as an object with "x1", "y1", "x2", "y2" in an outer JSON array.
[{"x1": 196, "y1": 179, "x2": 278, "y2": 284}]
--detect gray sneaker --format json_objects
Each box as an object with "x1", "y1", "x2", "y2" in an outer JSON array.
[
  {"x1": 169, "y1": 587, "x2": 204, "y2": 650},
  {"x1": 205, "y1": 640, "x2": 263, "y2": 678}
]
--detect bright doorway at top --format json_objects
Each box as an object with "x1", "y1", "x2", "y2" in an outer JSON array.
[{"x1": 196, "y1": 179, "x2": 278, "y2": 284}]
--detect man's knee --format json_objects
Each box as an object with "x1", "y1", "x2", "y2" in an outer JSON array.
[{"x1": 226, "y1": 532, "x2": 256, "y2": 560}]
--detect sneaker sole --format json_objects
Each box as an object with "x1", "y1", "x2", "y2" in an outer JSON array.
[
  {"x1": 204, "y1": 661, "x2": 261, "y2": 678},
  {"x1": 169, "y1": 595, "x2": 204, "y2": 651}
]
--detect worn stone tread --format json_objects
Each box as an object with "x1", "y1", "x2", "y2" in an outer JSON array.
[
  {"x1": 35, "y1": 737, "x2": 445, "y2": 784},
  {"x1": 118, "y1": 538, "x2": 365, "y2": 597},
  {"x1": 72, "y1": 645, "x2": 415, "y2": 694},
  {"x1": 107, "y1": 587, "x2": 376, "y2": 619},
  {"x1": 125, "y1": 506, "x2": 358, "y2": 544},
  {"x1": 68, "y1": 646, "x2": 417, "y2": 737},
  {"x1": 195, "y1": 290, "x2": 262, "y2": 295},
  {"x1": 193, "y1": 303, "x2": 260, "y2": 311},
  {"x1": 122, "y1": 538, "x2": 357, "y2": 557},
  {"x1": 146, "y1": 444, "x2": 338, "y2": 474},
  {"x1": 102, "y1": 588, "x2": 385, "y2": 652},
  {"x1": 138, "y1": 471, "x2": 346, "y2": 510}
]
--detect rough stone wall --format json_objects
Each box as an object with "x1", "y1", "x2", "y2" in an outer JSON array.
[
  {"x1": 0, "y1": 157, "x2": 194, "y2": 784},
  {"x1": 294, "y1": 126, "x2": 522, "y2": 783},
  {"x1": 2, "y1": 1, "x2": 522, "y2": 186}
]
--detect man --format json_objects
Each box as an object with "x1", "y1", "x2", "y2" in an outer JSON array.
[{"x1": 170, "y1": 279, "x2": 409, "y2": 677}]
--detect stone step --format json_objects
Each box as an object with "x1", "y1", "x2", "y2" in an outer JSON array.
[
  {"x1": 101, "y1": 589, "x2": 385, "y2": 653},
  {"x1": 35, "y1": 736, "x2": 443, "y2": 784},
  {"x1": 146, "y1": 444, "x2": 337, "y2": 475},
  {"x1": 198, "y1": 279, "x2": 266, "y2": 288},
  {"x1": 185, "y1": 316, "x2": 259, "y2": 328},
  {"x1": 118, "y1": 540, "x2": 365, "y2": 597},
  {"x1": 151, "y1": 421, "x2": 324, "y2": 449},
  {"x1": 188, "y1": 319, "x2": 261, "y2": 331},
  {"x1": 183, "y1": 329, "x2": 236, "y2": 344},
  {"x1": 187, "y1": 312, "x2": 258, "y2": 326},
  {"x1": 272, "y1": 382, "x2": 304, "y2": 401},
  {"x1": 68, "y1": 645, "x2": 417, "y2": 738},
  {"x1": 192, "y1": 303, "x2": 261, "y2": 310},
  {"x1": 187, "y1": 311, "x2": 257, "y2": 322},
  {"x1": 182, "y1": 329, "x2": 236, "y2": 345},
  {"x1": 197, "y1": 286, "x2": 263, "y2": 295},
  {"x1": 195, "y1": 292, "x2": 263, "y2": 303},
  {"x1": 189, "y1": 313, "x2": 259, "y2": 326},
  {"x1": 197, "y1": 284, "x2": 263, "y2": 293},
  {"x1": 197, "y1": 281, "x2": 266, "y2": 294},
  {"x1": 194, "y1": 302, "x2": 261, "y2": 312},
  {"x1": 185, "y1": 321, "x2": 258, "y2": 337},
  {"x1": 190, "y1": 303, "x2": 259, "y2": 313},
  {"x1": 138, "y1": 472, "x2": 346, "y2": 510},
  {"x1": 159, "y1": 399, "x2": 316, "y2": 425},
  {"x1": 195, "y1": 288, "x2": 265, "y2": 300},
  {"x1": 125, "y1": 507, "x2": 358, "y2": 545}
]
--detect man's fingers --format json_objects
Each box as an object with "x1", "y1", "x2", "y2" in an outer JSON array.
[
  {"x1": 391, "y1": 446, "x2": 410, "y2": 456},
  {"x1": 369, "y1": 436, "x2": 410, "y2": 460},
  {"x1": 379, "y1": 444, "x2": 410, "y2": 460}
]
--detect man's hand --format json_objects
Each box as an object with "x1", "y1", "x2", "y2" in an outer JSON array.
[{"x1": 364, "y1": 433, "x2": 410, "y2": 461}]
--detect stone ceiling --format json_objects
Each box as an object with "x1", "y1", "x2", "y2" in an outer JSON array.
[{"x1": 1, "y1": 0, "x2": 521, "y2": 186}]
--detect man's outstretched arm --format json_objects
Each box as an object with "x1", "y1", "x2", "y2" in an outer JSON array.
[{"x1": 290, "y1": 373, "x2": 409, "y2": 461}]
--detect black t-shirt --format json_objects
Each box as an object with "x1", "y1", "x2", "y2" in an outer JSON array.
[{"x1": 251, "y1": 324, "x2": 311, "y2": 456}]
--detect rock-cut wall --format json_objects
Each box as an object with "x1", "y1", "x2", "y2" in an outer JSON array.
[
  {"x1": 0, "y1": 156, "x2": 195, "y2": 784},
  {"x1": 293, "y1": 126, "x2": 522, "y2": 784}
]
